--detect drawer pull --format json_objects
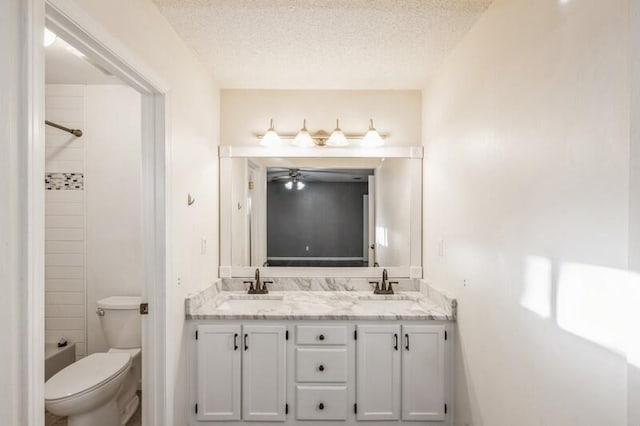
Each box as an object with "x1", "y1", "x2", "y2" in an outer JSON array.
[
  {"x1": 318, "y1": 364, "x2": 325, "y2": 372},
  {"x1": 394, "y1": 333, "x2": 398, "y2": 351},
  {"x1": 318, "y1": 402, "x2": 325, "y2": 410},
  {"x1": 318, "y1": 334, "x2": 325, "y2": 341},
  {"x1": 234, "y1": 333, "x2": 239, "y2": 351}
]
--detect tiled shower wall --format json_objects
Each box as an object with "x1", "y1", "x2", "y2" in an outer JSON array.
[{"x1": 45, "y1": 85, "x2": 86, "y2": 359}]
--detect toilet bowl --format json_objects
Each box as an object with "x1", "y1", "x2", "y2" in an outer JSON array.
[
  {"x1": 45, "y1": 353, "x2": 131, "y2": 426},
  {"x1": 45, "y1": 295, "x2": 141, "y2": 426}
]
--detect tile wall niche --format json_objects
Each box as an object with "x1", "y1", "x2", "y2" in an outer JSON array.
[{"x1": 45, "y1": 85, "x2": 87, "y2": 359}]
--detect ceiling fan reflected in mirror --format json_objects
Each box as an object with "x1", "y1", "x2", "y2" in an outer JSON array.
[
  {"x1": 268, "y1": 168, "x2": 374, "y2": 191},
  {"x1": 270, "y1": 168, "x2": 306, "y2": 190}
]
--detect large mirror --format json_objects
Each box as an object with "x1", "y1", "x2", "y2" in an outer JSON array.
[{"x1": 222, "y1": 154, "x2": 421, "y2": 273}]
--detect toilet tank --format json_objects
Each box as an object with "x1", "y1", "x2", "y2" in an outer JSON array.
[{"x1": 97, "y1": 296, "x2": 141, "y2": 349}]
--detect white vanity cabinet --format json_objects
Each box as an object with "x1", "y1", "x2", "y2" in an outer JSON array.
[
  {"x1": 191, "y1": 321, "x2": 451, "y2": 426},
  {"x1": 356, "y1": 325, "x2": 401, "y2": 420},
  {"x1": 195, "y1": 324, "x2": 287, "y2": 422},
  {"x1": 196, "y1": 325, "x2": 241, "y2": 421},
  {"x1": 401, "y1": 325, "x2": 446, "y2": 421},
  {"x1": 242, "y1": 325, "x2": 287, "y2": 421},
  {"x1": 355, "y1": 324, "x2": 446, "y2": 422}
]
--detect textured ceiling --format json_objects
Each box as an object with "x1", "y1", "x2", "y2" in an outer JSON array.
[{"x1": 153, "y1": 0, "x2": 493, "y2": 89}]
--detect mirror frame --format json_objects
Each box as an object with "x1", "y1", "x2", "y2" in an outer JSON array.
[{"x1": 219, "y1": 145, "x2": 423, "y2": 278}]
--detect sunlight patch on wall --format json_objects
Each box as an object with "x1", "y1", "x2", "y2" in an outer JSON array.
[
  {"x1": 520, "y1": 256, "x2": 552, "y2": 318},
  {"x1": 557, "y1": 262, "x2": 640, "y2": 366}
]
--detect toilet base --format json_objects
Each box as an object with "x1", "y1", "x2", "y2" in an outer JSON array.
[
  {"x1": 67, "y1": 398, "x2": 119, "y2": 426},
  {"x1": 120, "y1": 393, "x2": 139, "y2": 425}
]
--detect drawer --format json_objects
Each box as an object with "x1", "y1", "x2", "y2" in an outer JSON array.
[
  {"x1": 296, "y1": 348, "x2": 348, "y2": 383},
  {"x1": 296, "y1": 385, "x2": 348, "y2": 420},
  {"x1": 296, "y1": 325, "x2": 347, "y2": 345}
]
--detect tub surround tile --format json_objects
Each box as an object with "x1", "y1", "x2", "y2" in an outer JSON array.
[{"x1": 45, "y1": 173, "x2": 84, "y2": 190}]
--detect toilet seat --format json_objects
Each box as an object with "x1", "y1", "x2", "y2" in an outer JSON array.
[{"x1": 45, "y1": 352, "x2": 131, "y2": 402}]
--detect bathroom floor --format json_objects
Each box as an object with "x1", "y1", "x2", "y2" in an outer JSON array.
[{"x1": 45, "y1": 391, "x2": 142, "y2": 426}]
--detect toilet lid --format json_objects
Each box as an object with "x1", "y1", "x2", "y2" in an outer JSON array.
[{"x1": 45, "y1": 352, "x2": 131, "y2": 401}]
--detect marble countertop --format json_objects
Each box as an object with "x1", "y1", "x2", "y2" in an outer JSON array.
[{"x1": 186, "y1": 290, "x2": 455, "y2": 321}]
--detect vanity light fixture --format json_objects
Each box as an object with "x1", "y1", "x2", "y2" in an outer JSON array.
[
  {"x1": 296, "y1": 181, "x2": 305, "y2": 190},
  {"x1": 361, "y1": 119, "x2": 384, "y2": 148},
  {"x1": 259, "y1": 119, "x2": 282, "y2": 147},
  {"x1": 326, "y1": 119, "x2": 349, "y2": 147},
  {"x1": 256, "y1": 119, "x2": 386, "y2": 147},
  {"x1": 284, "y1": 181, "x2": 293, "y2": 190},
  {"x1": 292, "y1": 119, "x2": 315, "y2": 148}
]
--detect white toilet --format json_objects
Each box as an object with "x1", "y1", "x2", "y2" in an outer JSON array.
[{"x1": 45, "y1": 296, "x2": 142, "y2": 426}]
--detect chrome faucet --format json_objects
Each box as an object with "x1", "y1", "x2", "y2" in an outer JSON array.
[
  {"x1": 371, "y1": 268, "x2": 397, "y2": 295},
  {"x1": 244, "y1": 268, "x2": 272, "y2": 294}
]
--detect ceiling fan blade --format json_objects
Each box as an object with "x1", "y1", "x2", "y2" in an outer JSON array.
[{"x1": 270, "y1": 175, "x2": 291, "y2": 181}]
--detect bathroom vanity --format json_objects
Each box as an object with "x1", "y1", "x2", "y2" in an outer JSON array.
[
  {"x1": 186, "y1": 282, "x2": 456, "y2": 426},
  {"x1": 189, "y1": 146, "x2": 455, "y2": 424}
]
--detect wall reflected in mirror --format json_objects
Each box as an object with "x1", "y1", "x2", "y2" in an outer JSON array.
[{"x1": 230, "y1": 158, "x2": 411, "y2": 267}]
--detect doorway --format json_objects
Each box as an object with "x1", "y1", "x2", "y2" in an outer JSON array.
[{"x1": 28, "y1": 2, "x2": 168, "y2": 425}]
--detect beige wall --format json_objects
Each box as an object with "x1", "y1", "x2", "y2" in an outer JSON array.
[
  {"x1": 48, "y1": 0, "x2": 221, "y2": 423},
  {"x1": 423, "y1": 0, "x2": 632, "y2": 424},
  {"x1": 221, "y1": 90, "x2": 421, "y2": 147}
]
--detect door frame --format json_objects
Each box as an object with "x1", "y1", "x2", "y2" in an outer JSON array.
[{"x1": 27, "y1": 1, "x2": 170, "y2": 424}]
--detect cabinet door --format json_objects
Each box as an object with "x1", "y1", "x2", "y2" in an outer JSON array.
[
  {"x1": 356, "y1": 324, "x2": 401, "y2": 420},
  {"x1": 402, "y1": 325, "x2": 446, "y2": 421},
  {"x1": 242, "y1": 325, "x2": 287, "y2": 421},
  {"x1": 196, "y1": 324, "x2": 241, "y2": 421}
]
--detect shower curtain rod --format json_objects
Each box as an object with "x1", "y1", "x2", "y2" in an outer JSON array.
[{"x1": 45, "y1": 120, "x2": 83, "y2": 137}]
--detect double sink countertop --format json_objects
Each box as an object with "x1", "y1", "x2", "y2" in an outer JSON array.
[{"x1": 186, "y1": 280, "x2": 456, "y2": 321}]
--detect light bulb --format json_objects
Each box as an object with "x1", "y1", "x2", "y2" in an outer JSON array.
[
  {"x1": 285, "y1": 181, "x2": 293, "y2": 190},
  {"x1": 44, "y1": 28, "x2": 57, "y2": 47},
  {"x1": 260, "y1": 119, "x2": 282, "y2": 147},
  {"x1": 293, "y1": 119, "x2": 316, "y2": 148},
  {"x1": 327, "y1": 119, "x2": 349, "y2": 147},
  {"x1": 361, "y1": 119, "x2": 384, "y2": 147},
  {"x1": 296, "y1": 181, "x2": 305, "y2": 190}
]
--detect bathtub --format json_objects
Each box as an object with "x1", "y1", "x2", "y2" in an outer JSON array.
[{"x1": 45, "y1": 342, "x2": 76, "y2": 381}]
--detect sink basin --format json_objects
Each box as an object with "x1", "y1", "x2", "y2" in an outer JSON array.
[
  {"x1": 353, "y1": 299, "x2": 418, "y2": 311},
  {"x1": 217, "y1": 297, "x2": 284, "y2": 311}
]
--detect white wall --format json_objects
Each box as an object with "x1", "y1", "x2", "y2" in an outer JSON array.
[
  {"x1": 221, "y1": 90, "x2": 421, "y2": 146},
  {"x1": 423, "y1": 0, "x2": 632, "y2": 425},
  {"x1": 48, "y1": 0, "x2": 221, "y2": 424},
  {"x1": 84, "y1": 85, "x2": 142, "y2": 354},
  {"x1": 629, "y1": 0, "x2": 640, "y2": 423}
]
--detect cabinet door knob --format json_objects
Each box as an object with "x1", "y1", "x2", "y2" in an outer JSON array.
[
  {"x1": 318, "y1": 364, "x2": 325, "y2": 372},
  {"x1": 318, "y1": 402, "x2": 325, "y2": 410},
  {"x1": 318, "y1": 334, "x2": 325, "y2": 341}
]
